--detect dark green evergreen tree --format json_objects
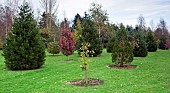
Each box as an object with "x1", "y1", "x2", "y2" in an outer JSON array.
[
  {"x1": 112, "y1": 24, "x2": 133, "y2": 67},
  {"x1": 127, "y1": 25, "x2": 136, "y2": 50},
  {"x1": 146, "y1": 28, "x2": 157, "y2": 52},
  {"x1": 159, "y1": 35, "x2": 167, "y2": 50},
  {"x1": 76, "y1": 13, "x2": 102, "y2": 57},
  {"x1": 133, "y1": 27, "x2": 148, "y2": 57},
  {"x1": 39, "y1": 12, "x2": 47, "y2": 29},
  {"x1": 3, "y1": 2, "x2": 46, "y2": 70},
  {"x1": 107, "y1": 34, "x2": 116, "y2": 53},
  {"x1": 72, "y1": 13, "x2": 82, "y2": 31},
  {"x1": 106, "y1": 24, "x2": 117, "y2": 52}
]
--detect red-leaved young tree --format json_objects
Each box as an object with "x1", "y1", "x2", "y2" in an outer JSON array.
[{"x1": 59, "y1": 20, "x2": 75, "y2": 60}]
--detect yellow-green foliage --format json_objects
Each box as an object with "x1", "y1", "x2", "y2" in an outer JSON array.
[
  {"x1": 73, "y1": 19, "x2": 82, "y2": 42},
  {"x1": 80, "y1": 43, "x2": 91, "y2": 70},
  {"x1": 79, "y1": 42, "x2": 94, "y2": 82}
]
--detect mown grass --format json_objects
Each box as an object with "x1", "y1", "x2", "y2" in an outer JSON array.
[{"x1": 0, "y1": 49, "x2": 170, "y2": 93}]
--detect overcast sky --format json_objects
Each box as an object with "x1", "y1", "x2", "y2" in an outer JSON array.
[{"x1": 1, "y1": 0, "x2": 170, "y2": 30}]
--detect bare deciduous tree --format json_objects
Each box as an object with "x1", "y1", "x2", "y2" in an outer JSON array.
[
  {"x1": 138, "y1": 14, "x2": 145, "y2": 29},
  {"x1": 158, "y1": 18, "x2": 168, "y2": 35},
  {"x1": 40, "y1": 0, "x2": 59, "y2": 31},
  {"x1": 137, "y1": 14, "x2": 147, "y2": 35}
]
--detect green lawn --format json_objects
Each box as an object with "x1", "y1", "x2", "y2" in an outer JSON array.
[{"x1": 0, "y1": 49, "x2": 170, "y2": 93}]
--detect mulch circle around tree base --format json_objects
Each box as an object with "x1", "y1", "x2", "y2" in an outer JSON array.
[
  {"x1": 107, "y1": 64, "x2": 138, "y2": 69},
  {"x1": 67, "y1": 78, "x2": 104, "y2": 87}
]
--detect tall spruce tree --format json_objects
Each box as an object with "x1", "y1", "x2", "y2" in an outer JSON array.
[
  {"x1": 76, "y1": 13, "x2": 102, "y2": 57},
  {"x1": 3, "y1": 2, "x2": 46, "y2": 70},
  {"x1": 146, "y1": 28, "x2": 157, "y2": 52},
  {"x1": 111, "y1": 24, "x2": 133, "y2": 67},
  {"x1": 133, "y1": 27, "x2": 148, "y2": 57}
]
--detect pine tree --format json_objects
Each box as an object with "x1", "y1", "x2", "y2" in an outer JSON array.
[
  {"x1": 76, "y1": 14, "x2": 102, "y2": 57},
  {"x1": 133, "y1": 27, "x2": 148, "y2": 57},
  {"x1": 146, "y1": 28, "x2": 157, "y2": 52},
  {"x1": 112, "y1": 24, "x2": 133, "y2": 67},
  {"x1": 3, "y1": 2, "x2": 46, "y2": 70},
  {"x1": 59, "y1": 20, "x2": 75, "y2": 60}
]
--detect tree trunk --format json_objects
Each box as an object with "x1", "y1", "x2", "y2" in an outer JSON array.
[
  {"x1": 120, "y1": 62, "x2": 124, "y2": 67},
  {"x1": 84, "y1": 65, "x2": 88, "y2": 84},
  {"x1": 67, "y1": 56, "x2": 69, "y2": 61},
  {"x1": 98, "y1": 25, "x2": 101, "y2": 39}
]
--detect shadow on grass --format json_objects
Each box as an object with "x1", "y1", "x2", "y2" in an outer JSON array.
[
  {"x1": 107, "y1": 64, "x2": 139, "y2": 70},
  {"x1": 60, "y1": 59, "x2": 77, "y2": 62},
  {"x1": 47, "y1": 54, "x2": 63, "y2": 57},
  {"x1": 3, "y1": 66, "x2": 46, "y2": 72}
]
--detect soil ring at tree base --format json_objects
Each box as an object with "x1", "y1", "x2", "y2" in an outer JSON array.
[
  {"x1": 107, "y1": 64, "x2": 138, "y2": 69},
  {"x1": 67, "y1": 78, "x2": 104, "y2": 87}
]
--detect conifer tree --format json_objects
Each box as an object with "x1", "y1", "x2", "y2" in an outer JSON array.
[
  {"x1": 59, "y1": 20, "x2": 75, "y2": 60},
  {"x1": 76, "y1": 13, "x2": 102, "y2": 57},
  {"x1": 39, "y1": 12, "x2": 47, "y2": 29},
  {"x1": 112, "y1": 24, "x2": 133, "y2": 67},
  {"x1": 106, "y1": 24, "x2": 118, "y2": 53},
  {"x1": 73, "y1": 18, "x2": 82, "y2": 43},
  {"x1": 39, "y1": 12, "x2": 61, "y2": 48},
  {"x1": 133, "y1": 27, "x2": 148, "y2": 57},
  {"x1": 107, "y1": 35, "x2": 116, "y2": 53},
  {"x1": 47, "y1": 41, "x2": 60, "y2": 55},
  {"x1": 146, "y1": 28, "x2": 157, "y2": 52},
  {"x1": 3, "y1": 2, "x2": 46, "y2": 70},
  {"x1": 159, "y1": 35, "x2": 167, "y2": 50},
  {"x1": 72, "y1": 13, "x2": 82, "y2": 30}
]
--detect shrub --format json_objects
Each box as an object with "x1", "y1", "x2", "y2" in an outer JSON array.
[{"x1": 47, "y1": 41, "x2": 60, "y2": 55}]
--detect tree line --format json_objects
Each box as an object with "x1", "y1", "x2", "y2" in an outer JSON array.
[{"x1": 1, "y1": 1, "x2": 170, "y2": 70}]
